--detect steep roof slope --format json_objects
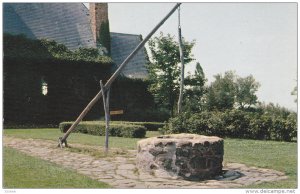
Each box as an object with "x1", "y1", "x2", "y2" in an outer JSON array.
[
  {"x1": 3, "y1": 3, "x2": 148, "y2": 78},
  {"x1": 110, "y1": 32, "x2": 148, "y2": 78},
  {"x1": 3, "y1": 3, "x2": 96, "y2": 50}
]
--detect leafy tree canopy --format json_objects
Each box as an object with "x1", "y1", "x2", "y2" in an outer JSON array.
[
  {"x1": 147, "y1": 32, "x2": 196, "y2": 116},
  {"x1": 236, "y1": 75, "x2": 260, "y2": 109},
  {"x1": 184, "y1": 62, "x2": 207, "y2": 112},
  {"x1": 206, "y1": 71, "x2": 260, "y2": 111}
]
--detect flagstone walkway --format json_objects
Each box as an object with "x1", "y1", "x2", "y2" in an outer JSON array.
[{"x1": 3, "y1": 136, "x2": 288, "y2": 189}]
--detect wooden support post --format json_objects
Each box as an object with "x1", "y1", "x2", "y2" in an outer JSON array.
[
  {"x1": 100, "y1": 80, "x2": 110, "y2": 153},
  {"x1": 105, "y1": 89, "x2": 110, "y2": 153},
  {"x1": 58, "y1": 137, "x2": 68, "y2": 148}
]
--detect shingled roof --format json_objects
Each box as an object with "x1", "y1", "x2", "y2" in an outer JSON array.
[
  {"x1": 3, "y1": 3, "x2": 148, "y2": 78},
  {"x1": 3, "y1": 3, "x2": 96, "y2": 50},
  {"x1": 111, "y1": 32, "x2": 148, "y2": 78}
]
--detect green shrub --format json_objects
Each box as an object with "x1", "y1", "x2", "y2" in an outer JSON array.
[
  {"x1": 59, "y1": 121, "x2": 146, "y2": 138},
  {"x1": 161, "y1": 113, "x2": 190, "y2": 134},
  {"x1": 162, "y1": 109, "x2": 297, "y2": 142},
  {"x1": 269, "y1": 116, "x2": 296, "y2": 142},
  {"x1": 126, "y1": 122, "x2": 164, "y2": 131},
  {"x1": 248, "y1": 115, "x2": 272, "y2": 140},
  {"x1": 138, "y1": 122, "x2": 165, "y2": 131},
  {"x1": 188, "y1": 112, "x2": 217, "y2": 135},
  {"x1": 60, "y1": 121, "x2": 163, "y2": 132},
  {"x1": 221, "y1": 109, "x2": 252, "y2": 138},
  {"x1": 286, "y1": 113, "x2": 297, "y2": 140}
]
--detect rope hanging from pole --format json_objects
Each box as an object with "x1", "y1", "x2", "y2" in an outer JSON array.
[
  {"x1": 177, "y1": 5, "x2": 185, "y2": 114},
  {"x1": 178, "y1": 6, "x2": 181, "y2": 28}
]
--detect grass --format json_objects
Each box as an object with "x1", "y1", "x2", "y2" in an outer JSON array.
[
  {"x1": 4, "y1": 128, "x2": 297, "y2": 188},
  {"x1": 4, "y1": 128, "x2": 139, "y2": 149},
  {"x1": 4, "y1": 128, "x2": 160, "y2": 149},
  {"x1": 66, "y1": 146, "x2": 128, "y2": 159},
  {"x1": 224, "y1": 138, "x2": 297, "y2": 188},
  {"x1": 3, "y1": 147, "x2": 111, "y2": 188}
]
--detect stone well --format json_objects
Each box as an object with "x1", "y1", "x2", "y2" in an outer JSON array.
[{"x1": 136, "y1": 133, "x2": 224, "y2": 180}]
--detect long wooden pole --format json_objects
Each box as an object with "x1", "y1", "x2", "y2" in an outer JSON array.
[
  {"x1": 58, "y1": 3, "x2": 182, "y2": 147},
  {"x1": 177, "y1": 6, "x2": 185, "y2": 114}
]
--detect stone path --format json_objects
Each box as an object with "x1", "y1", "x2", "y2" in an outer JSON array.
[{"x1": 4, "y1": 136, "x2": 288, "y2": 188}]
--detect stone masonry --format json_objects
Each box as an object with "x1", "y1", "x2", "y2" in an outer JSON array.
[{"x1": 137, "y1": 133, "x2": 224, "y2": 180}]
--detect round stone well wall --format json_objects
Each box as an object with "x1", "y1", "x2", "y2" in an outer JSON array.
[{"x1": 136, "y1": 133, "x2": 224, "y2": 180}]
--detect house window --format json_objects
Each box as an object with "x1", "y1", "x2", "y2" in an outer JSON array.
[{"x1": 41, "y1": 77, "x2": 48, "y2": 96}]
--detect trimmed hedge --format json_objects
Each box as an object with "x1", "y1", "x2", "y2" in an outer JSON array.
[
  {"x1": 59, "y1": 121, "x2": 146, "y2": 138},
  {"x1": 134, "y1": 122, "x2": 164, "y2": 131},
  {"x1": 111, "y1": 121, "x2": 164, "y2": 131},
  {"x1": 161, "y1": 109, "x2": 297, "y2": 142}
]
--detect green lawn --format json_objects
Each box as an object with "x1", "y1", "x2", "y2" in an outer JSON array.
[
  {"x1": 3, "y1": 147, "x2": 111, "y2": 188},
  {"x1": 224, "y1": 138, "x2": 297, "y2": 188},
  {"x1": 4, "y1": 128, "x2": 297, "y2": 188},
  {"x1": 4, "y1": 128, "x2": 139, "y2": 149}
]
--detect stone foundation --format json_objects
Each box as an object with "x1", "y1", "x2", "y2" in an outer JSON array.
[{"x1": 137, "y1": 133, "x2": 224, "y2": 180}]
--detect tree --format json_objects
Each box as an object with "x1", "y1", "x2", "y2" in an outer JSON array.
[
  {"x1": 258, "y1": 102, "x2": 292, "y2": 119},
  {"x1": 205, "y1": 71, "x2": 260, "y2": 111},
  {"x1": 236, "y1": 75, "x2": 260, "y2": 109},
  {"x1": 147, "y1": 32, "x2": 195, "y2": 116},
  {"x1": 291, "y1": 85, "x2": 297, "y2": 103},
  {"x1": 184, "y1": 62, "x2": 207, "y2": 112},
  {"x1": 205, "y1": 71, "x2": 236, "y2": 111}
]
